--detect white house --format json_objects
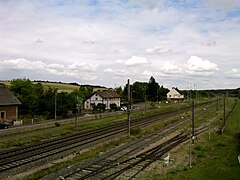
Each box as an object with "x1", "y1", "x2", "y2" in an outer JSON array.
[
  {"x1": 84, "y1": 91, "x2": 121, "y2": 110},
  {"x1": 167, "y1": 87, "x2": 184, "y2": 102}
]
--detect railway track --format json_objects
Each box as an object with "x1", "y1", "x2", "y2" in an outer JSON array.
[
  {"x1": 0, "y1": 100, "x2": 217, "y2": 177},
  {"x1": 43, "y1": 126, "x2": 208, "y2": 180}
]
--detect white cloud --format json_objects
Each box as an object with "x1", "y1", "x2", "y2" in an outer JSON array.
[
  {"x1": 116, "y1": 59, "x2": 124, "y2": 64},
  {"x1": 0, "y1": 58, "x2": 45, "y2": 70},
  {"x1": 227, "y1": 68, "x2": 240, "y2": 78},
  {"x1": 142, "y1": 70, "x2": 164, "y2": 77},
  {"x1": 186, "y1": 56, "x2": 219, "y2": 76},
  {"x1": 115, "y1": 69, "x2": 128, "y2": 76},
  {"x1": 146, "y1": 46, "x2": 171, "y2": 55},
  {"x1": 0, "y1": 58, "x2": 98, "y2": 81},
  {"x1": 0, "y1": 1, "x2": 240, "y2": 89},
  {"x1": 47, "y1": 64, "x2": 65, "y2": 70},
  {"x1": 104, "y1": 68, "x2": 113, "y2": 73},
  {"x1": 161, "y1": 62, "x2": 182, "y2": 74},
  {"x1": 125, "y1": 56, "x2": 150, "y2": 66},
  {"x1": 68, "y1": 63, "x2": 98, "y2": 72}
]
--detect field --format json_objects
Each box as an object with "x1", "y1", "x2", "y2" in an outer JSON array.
[
  {"x1": 0, "y1": 80, "x2": 79, "y2": 93},
  {"x1": 140, "y1": 99, "x2": 240, "y2": 180}
]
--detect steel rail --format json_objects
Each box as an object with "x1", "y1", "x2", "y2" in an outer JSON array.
[{"x1": 0, "y1": 100, "x2": 217, "y2": 176}]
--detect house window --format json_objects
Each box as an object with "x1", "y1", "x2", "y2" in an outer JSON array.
[
  {"x1": 96, "y1": 98, "x2": 98, "y2": 100},
  {"x1": 1, "y1": 111, "x2": 5, "y2": 119}
]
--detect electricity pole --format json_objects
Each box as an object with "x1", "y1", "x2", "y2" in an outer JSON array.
[
  {"x1": 191, "y1": 100, "x2": 195, "y2": 144},
  {"x1": 223, "y1": 94, "x2": 226, "y2": 126},
  {"x1": 127, "y1": 79, "x2": 131, "y2": 136},
  {"x1": 55, "y1": 92, "x2": 57, "y2": 120},
  {"x1": 75, "y1": 95, "x2": 78, "y2": 128}
]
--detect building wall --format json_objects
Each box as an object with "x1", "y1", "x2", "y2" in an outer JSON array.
[
  {"x1": 84, "y1": 94, "x2": 121, "y2": 110},
  {"x1": 0, "y1": 105, "x2": 18, "y2": 122},
  {"x1": 167, "y1": 89, "x2": 184, "y2": 99}
]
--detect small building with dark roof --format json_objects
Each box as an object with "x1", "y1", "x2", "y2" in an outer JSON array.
[
  {"x1": 84, "y1": 91, "x2": 121, "y2": 110},
  {"x1": 0, "y1": 85, "x2": 21, "y2": 123}
]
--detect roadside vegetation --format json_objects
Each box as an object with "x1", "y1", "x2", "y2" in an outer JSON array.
[
  {"x1": 18, "y1": 98, "x2": 234, "y2": 179},
  {"x1": 139, "y1": 99, "x2": 240, "y2": 180},
  {"x1": 0, "y1": 100, "x2": 191, "y2": 148}
]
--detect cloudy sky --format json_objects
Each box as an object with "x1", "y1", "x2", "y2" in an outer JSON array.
[{"x1": 0, "y1": 0, "x2": 240, "y2": 89}]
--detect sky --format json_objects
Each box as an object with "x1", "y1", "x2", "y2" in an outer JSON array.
[{"x1": 0, "y1": 0, "x2": 240, "y2": 90}]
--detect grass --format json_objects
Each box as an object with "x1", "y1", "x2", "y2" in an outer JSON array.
[
  {"x1": 0, "y1": 80, "x2": 79, "y2": 93},
  {"x1": 6, "y1": 99, "x2": 229, "y2": 179},
  {"x1": 24, "y1": 136, "x2": 130, "y2": 180},
  {"x1": 23, "y1": 106, "x2": 188, "y2": 179},
  {"x1": 140, "y1": 98, "x2": 240, "y2": 180},
  {"x1": 0, "y1": 101, "x2": 193, "y2": 149}
]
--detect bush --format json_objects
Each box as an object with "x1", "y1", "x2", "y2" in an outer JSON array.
[
  {"x1": 55, "y1": 122, "x2": 60, "y2": 127},
  {"x1": 130, "y1": 127, "x2": 142, "y2": 135}
]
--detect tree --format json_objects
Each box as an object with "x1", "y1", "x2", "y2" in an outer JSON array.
[
  {"x1": 115, "y1": 86, "x2": 123, "y2": 97},
  {"x1": 158, "y1": 85, "x2": 169, "y2": 101},
  {"x1": 43, "y1": 87, "x2": 57, "y2": 119},
  {"x1": 132, "y1": 82, "x2": 148, "y2": 103},
  {"x1": 79, "y1": 86, "x2": 93, "y2": 103},
  {"x1": 10, "y1": 79, "x2": 45, "y2": 116},
  {"x1": 146, "y1": 76, "x2": 159, "y2": 102}
]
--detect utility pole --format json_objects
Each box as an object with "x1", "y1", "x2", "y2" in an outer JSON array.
[
  {"x1": 208, "y1": 121, "x2": 211, "y2": 141},
  {"x1": 55, "y1": 92, "x2": 57, "y2": 120},
  {"x1": 223, "y1": 94, "x2": 226, "y2": 126},
  {"x1": 75, "y1": 95, "x2": 78, "y2": 128},
  {"x1": 127, "y1": 79, "x2": 131, "y2": 136},
  {"x1": 189, "y1": 134, "x2": 192, "y2": 168},
  {"x1": 191, "y1": 100, "x2": 195, "y2": 144},
  {"x1": 145, "y1": 87, "x2": 147, "y2": 116}
]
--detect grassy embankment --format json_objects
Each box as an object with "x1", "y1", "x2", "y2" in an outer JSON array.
[
  {"x1": 22, "y1": 99, "x2": 223, "y2": 179},
  {"x1": 0, "y1": 101, "x2": 191, "y2": 149},
  {"x1": 140, "y1": 98, "x2": 240, "y2": 180}
]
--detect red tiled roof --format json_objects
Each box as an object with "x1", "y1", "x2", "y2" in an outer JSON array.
[{"x1": 0, "y1": 85, "x2": 21, "y2": 106}]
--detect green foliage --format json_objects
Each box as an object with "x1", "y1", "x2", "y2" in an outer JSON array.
[
  {"x1": 9, "y1": 79, "x2": 89, "y2": 119},
  {"x1": 115, "y1": 86, "x2": 123, "y2": 97},
  {"x1": 79, "y1": 86, "x2": 93, "y2": 99},
  {"x1": 122, "y1": 77, "x2": 169, "y2": 103},
  {"x1": 146, "y1": 76, "x2": 159, "y2": 102},
  {"x1": 130, "y1": 127, "x2": 142, "y2": 135},
  {"x1": 158, "y1": 85, "x2": 169, "y2": 101},
  {"x1": 132, "y1": 81, "x2": 148, "y2": 102},
  {"x1": 10, "y1": 79, "x2": 45, "y2": 115}
]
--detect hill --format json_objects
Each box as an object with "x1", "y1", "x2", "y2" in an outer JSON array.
[{"x1": 0, "y1": 80, "x2": 107, "y2": 93}]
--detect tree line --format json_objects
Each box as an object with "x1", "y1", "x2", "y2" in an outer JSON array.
[
  {"x1": 9, "y1": 79, "x2": 93, "y2": 119},
  {"x1": 7, "y1": 77, "x2": 171, "y2": 119},
  {"x1": 116, "y1": 76, "x2": 169, "y2": 103},
  {"x1": 8, "y1": 77, "x2": 237, "y2": 120}
]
